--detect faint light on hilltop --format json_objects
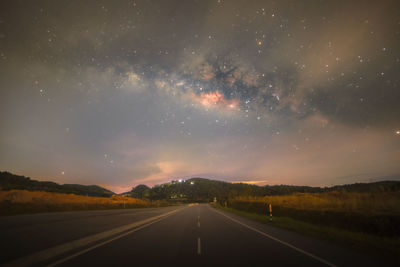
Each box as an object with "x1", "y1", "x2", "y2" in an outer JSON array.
[{"x1": 396, "y1": 130, "x2": 400, "y2": 135}]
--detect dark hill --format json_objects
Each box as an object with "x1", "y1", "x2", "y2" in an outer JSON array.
[
  {"x1": 125, "y1": 177, "x2": 400, "y2": 203},
  {"x1": 0, "y1": 171, "x2": 115, "y2": 197},
  {"x1": 327, "y1": 180, "x2": 400, "y2": 193},
  {"x1": 2, "y1": 171, "x2": 399, "y2": 201}
]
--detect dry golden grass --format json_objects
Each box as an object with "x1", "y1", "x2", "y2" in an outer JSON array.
[
  {"x1": 0, "y1": 190, "x2": 146, "y2": 205},
  {"x1": 229, "y1": 191, "x2": 400, "y2": 237},
  {"x1": 0, "y1": 190, "x2": 157, "y2": 215},
  {"x1": 233, "y1": 191, "x2": 400, "y2": 215}
]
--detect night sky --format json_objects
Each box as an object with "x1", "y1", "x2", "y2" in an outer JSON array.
[{"x1": 1, "y1": 0, "x2": 400, "y2": 193}]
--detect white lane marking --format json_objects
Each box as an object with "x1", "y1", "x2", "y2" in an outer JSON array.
[
  {"x1": 4, "y1": 208, "x2": 183, "y2": 267},
  {"x1": 47, "y1": 215, "x2": 174, "y2": 267},
  {"x1": 211, "y1": 208, "x2": 337, "y2": 267},
  {"x1": 197, "y1": 237, "x2": 201, "y2": 255}
]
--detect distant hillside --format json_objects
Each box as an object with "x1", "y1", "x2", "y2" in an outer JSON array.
[
  {"x1": 125, "y1": 178, "x2": 324, "y2": 202},
  {"x1": 125, "y1": 177, "x2": 400, "y2": 203},
  {"x1": 327, "y1": 180, "x2": 400, "y2": 193},
  {"x1": 0, "y1": 171, "x2": 115, "y2": 197},
  {"x1": 2, "y1": 171, "x2": 399, "y2": 201}
]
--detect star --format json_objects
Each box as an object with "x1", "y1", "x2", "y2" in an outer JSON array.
[{"x1": 1, "y1": 0, "x2": 399, "y2": 193}]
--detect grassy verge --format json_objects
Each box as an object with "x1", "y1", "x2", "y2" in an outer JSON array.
[
  {"x1": 0, "y1": 190, "x2": 172, "y2": 216},
  {"x1": 213, "y1": 204, "x2": 400, "y2": 263},
  {"x1": 228, "y1": 192, "x2": 400, "y2": 237}
]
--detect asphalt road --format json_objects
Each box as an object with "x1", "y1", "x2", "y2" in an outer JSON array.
[{"x1": 0, "y1": 204, "x2": 390, "y2": 266}]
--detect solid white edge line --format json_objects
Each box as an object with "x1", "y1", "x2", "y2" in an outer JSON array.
[
  {"x1": 47, "y1": 214, "x2": 174, "y2": 266},
  {"x1": 4, "y1": 208, "x2": 183, "y2": 267},
  {"x1": 211, "y1": 207, "x2": 337, "y2": 267}
]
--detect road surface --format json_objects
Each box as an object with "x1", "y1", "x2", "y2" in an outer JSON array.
[{"x1": 0, "y1": 204, "x2": 390, "y2": 266}]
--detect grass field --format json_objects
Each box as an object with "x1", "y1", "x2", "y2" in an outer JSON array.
[
  {"x1": 0, "y1": 190, "x2": 166, "y2": 216},
  {"x1": 227, "y1": 191, "x2": 400, "y2": 237},
  {"x1": 233, "y1": 191, "x2": 400, "y2": 214},
  {"x1": 213, "y1": 204, "x2": 400, "y2": 264}
]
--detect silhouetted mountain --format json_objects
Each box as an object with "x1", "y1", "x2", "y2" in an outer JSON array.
[
  {"x1": 2, "y1": 171, "x2": 399, "y2": 201},
  {"x1": 327, "y1": 180, "x2": 400, "y2": 193},
  {"x1": 0, "y1": 171, "x2": 115, "y2": 197},
  {"x1": 128, "y1": 178, "x2": 324, "y2": 202},
  {"x1": 125, "y1": 177, "x2": 400, "y2": 202}
]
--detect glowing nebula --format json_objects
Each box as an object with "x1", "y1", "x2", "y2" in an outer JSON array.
[{"x1": 190, "y1": 91, "x2": 239, "y2": 111}]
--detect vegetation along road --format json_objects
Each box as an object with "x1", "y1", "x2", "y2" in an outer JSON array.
[{"x1": 0, "y1": 204, "x2": 388, "y2": 267}]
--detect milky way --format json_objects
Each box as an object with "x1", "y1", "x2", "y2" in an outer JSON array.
[{"x1": 1, "y1": 0, "x2": 399, "y2": 192}]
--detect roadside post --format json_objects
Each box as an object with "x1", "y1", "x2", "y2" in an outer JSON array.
[{"x1": 269, "y1": 203, "x2": 272, "y2": 221}]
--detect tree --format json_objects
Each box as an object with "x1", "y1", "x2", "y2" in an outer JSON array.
[{"x1": 130, "y1": 184, "x2": 150, "y2": 198}]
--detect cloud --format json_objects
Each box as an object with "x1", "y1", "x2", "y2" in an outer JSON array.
[
  {"x1": 119, "y1": 69, "x2": 148, "y2": 93},
  {"x1": 1, "y1": 0, "x2": 399, "y2": 191}
]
